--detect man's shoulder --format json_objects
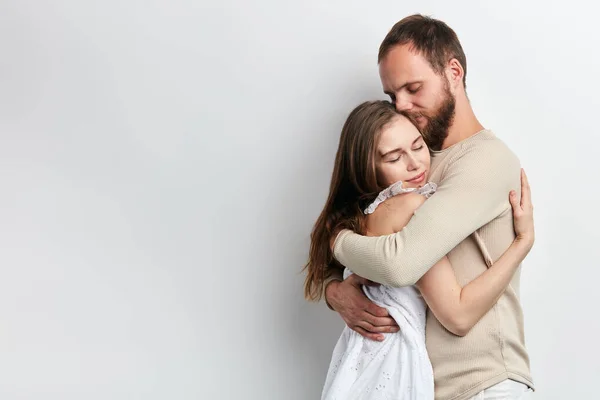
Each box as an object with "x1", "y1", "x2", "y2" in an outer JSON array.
[
  {"x1": 455, "y1": 130, "x2": 520, "y2": 168},
  {"x1": 463, "y1": 129, "x2": 516, "y2": 153}
]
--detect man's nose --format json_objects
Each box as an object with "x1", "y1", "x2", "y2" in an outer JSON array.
[{"x1": 395, "y1": 96, "x2": 413, "y2": 112}]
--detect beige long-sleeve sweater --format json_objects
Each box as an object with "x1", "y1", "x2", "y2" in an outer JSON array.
[{"x1": 330, "y1": 130, "x2": 533, "y2": 400}]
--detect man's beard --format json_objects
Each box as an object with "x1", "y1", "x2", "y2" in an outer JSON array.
[{"x1": 409, "y1": 82, "x2": 456, "y2": 151}]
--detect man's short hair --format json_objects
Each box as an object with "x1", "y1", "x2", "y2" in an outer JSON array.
[{"x1": 378, "y1": 14, "x2": 468, "y2": 88}]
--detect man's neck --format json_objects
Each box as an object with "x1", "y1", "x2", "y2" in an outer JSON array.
[{"x1": 441, "y1": 96, "x2": 484, "y2": 150}]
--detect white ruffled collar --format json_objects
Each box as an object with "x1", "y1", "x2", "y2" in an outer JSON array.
[{"x1": 363, "y1": 181, "x2": 437, "y2": 215}]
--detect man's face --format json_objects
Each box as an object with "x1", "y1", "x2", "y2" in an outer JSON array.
[{"x1": 379, "y1": 44, "x2": 456, "y2": 151}]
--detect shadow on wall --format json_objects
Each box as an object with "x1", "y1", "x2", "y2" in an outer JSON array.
[
  {"x1": 269, "y1": 166, "x2": 345, "y2": 398},
  {"x1": 263, "y1": 60, "x2": 379, "y2": 397}
]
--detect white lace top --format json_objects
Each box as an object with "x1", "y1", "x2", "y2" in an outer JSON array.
[
  {"x1": 363, "y1": 181, "x2": 437, "y2": 215},
  {"x1": 322, "y1": 180, "x2": 438, "y2": 399}
]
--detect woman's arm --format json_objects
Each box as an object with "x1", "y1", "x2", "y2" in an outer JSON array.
[
  {"x1": 368, "y1": 170, "x2": 534, "y2": 336},
  {"x1": 333, "y1": 140, "x2": 521, "y2": 287},
  {"x1": 416, "y1": 239, "x2": 531, "y2": 336}
]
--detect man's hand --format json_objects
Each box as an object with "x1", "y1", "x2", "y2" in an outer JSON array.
[{"x1": 325, "y1": 274, "x2": 399, "y2": 341}]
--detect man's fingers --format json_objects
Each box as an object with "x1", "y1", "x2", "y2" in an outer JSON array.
[
  {"x1": 353, "y1": 326, "x2": 385, "y2": 342},
  {"x1": 357, "y1": 318, "x2": 399, "y2": 333},
  {"x1": 333, "y1": 278, "x2": 399, "y2": 341},
  {"x1": 362, "y1": 308, "x2": 399, "y2": 331},
  {"x1": 365, "y1": 303, "x2": 391, "y2": 318}
]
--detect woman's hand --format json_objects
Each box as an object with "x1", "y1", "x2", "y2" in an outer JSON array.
[{"x1": 509, "y1": 168, "x2": 534, "y2": 250}]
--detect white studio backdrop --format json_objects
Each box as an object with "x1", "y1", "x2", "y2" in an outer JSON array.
[{"x1": 0, "y1": 1, "x2": 598, "y2": 399}]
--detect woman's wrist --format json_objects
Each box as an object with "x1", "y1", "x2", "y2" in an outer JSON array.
[{"x1": 514, "y1": 233, "x2": 534, "y2": 252}]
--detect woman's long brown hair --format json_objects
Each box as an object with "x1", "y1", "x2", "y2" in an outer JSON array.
[{"x1": 304, "y1": 100, "x2": 400, "y2": 301}]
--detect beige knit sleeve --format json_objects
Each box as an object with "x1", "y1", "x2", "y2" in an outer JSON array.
[{"x1": 333, "y1": 138, "x2": 521, "y2": 287}]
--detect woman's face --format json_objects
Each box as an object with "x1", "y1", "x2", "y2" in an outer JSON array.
[{"x1": 375, "y1": 115, "x2": 431, "y2": 189}]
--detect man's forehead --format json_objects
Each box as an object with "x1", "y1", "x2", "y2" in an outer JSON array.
[
  {"x1": 382, "y1": 43, "x2": 427, "y2": 66},
  {"x1": 379, "y1": 46, "x2": 431, "y2": 87}
]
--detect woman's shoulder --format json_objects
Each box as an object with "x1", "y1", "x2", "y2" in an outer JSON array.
[
  {"x1": 375, "y1": 192, "x2": 426, "y2": 219},
  {"x1": 366, "y1": 192, "x2": 426, "y2": 236}
]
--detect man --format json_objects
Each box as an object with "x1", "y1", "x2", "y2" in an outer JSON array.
[{"x1": 324, "y1": 15, "x2": 534, "y2": 400}]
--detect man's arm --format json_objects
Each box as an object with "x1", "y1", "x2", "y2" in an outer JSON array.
[
  {"x1": 333, "y1": 138, "x2": 521, "y2": 287},
  {"x1": 322, "y1": 267, "x2": 343, "y2": 309}
]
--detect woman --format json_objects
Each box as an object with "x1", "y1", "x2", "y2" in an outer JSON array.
[{"x1": 304, "y1": 101, "x2": 534, "y2": 399}]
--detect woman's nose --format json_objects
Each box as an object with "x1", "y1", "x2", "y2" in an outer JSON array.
[{"x1": 406, "y1": 154, "x2": 419, "y2": 170}]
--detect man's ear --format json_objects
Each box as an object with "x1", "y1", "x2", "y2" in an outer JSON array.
[{"x1": 446, "y1": 58, "x2": 464, "y2": 90}]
